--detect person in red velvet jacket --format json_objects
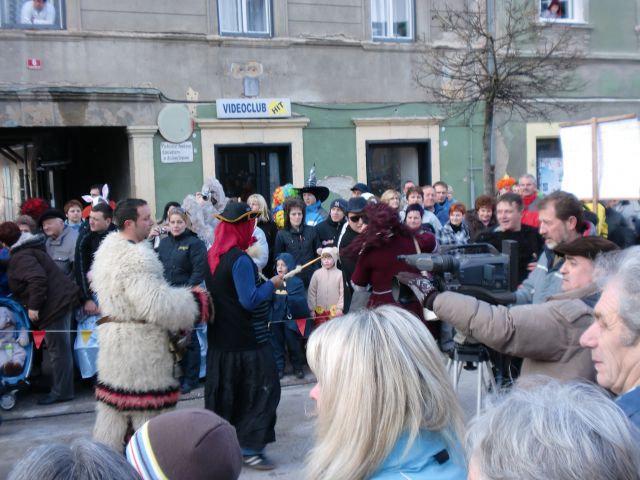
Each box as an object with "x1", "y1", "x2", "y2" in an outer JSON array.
[{"x1": 345, "y1": 203, "x2": 438, "y2": 336}]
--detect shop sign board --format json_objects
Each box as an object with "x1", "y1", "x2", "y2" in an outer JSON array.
[{"x1": 216, "y1": 98, "x2": 291, "y2": 119}]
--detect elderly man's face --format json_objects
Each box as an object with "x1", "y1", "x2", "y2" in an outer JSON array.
[
  {"x1": 538, "y1": 204, "x2": 577, "y2": 249},
  {"x1": 558, "y1": 255, "x2": 594, "y2": 292},
  {"x1": 42, "y1": 218, "x2": 64, "y2": 239},
  {"x1": 580, "y1": 282, "x2": 640, "y2": 394},
  {"x1": 518, "y1": 176, "x2": 537, "y2": 197}
]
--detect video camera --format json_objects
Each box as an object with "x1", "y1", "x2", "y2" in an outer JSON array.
[{"x1": 392, "y1": 240, "x2": 519, "y2": 309}]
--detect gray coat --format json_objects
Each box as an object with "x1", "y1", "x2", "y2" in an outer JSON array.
[
  {"x1": 45, "y1": 225, "x2": 78, "y2": 277},
  {"x1": 434, "y1": 283, "x2": 598, "y2": 382}
]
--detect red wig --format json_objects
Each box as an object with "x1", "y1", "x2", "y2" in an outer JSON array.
[{"x1": 20, "y1": 198, "x2": 50, "y2": 221}]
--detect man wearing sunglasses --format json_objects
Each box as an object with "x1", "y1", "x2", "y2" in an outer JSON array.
[{"x1": 338, "y1": 197, "x2": 367, "y2": 313}]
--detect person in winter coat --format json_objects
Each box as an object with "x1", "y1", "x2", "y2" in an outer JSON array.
[
  {"x1": 270, "y1": 252, "x2": 311, "y2": 380},
  {"x1": 274, "y1": 198, "x2": 321, "y2": 288},
  {"x1": 464, "y1": 194, "x2": 497, "y2": 241},
  {"x1": 307, "y1": 247, "x2": 344, "y2": 326},
  {"x1": 205, "y1": 202, "x2": 283, "y2": 470},
  {"x1": 0, "y1": 222, "x2": 80, "y2": 405},
  {"x1": 306, "y1": 305, "x2": 466, "y2": 480},
  {"x1": 426, "y1": 237, "x2": 619, "y2": 382},
  {"x1": 157, "y1": 207, "x2": 208, "y2": 394},
  {"x1": 316, "y1": 198, "x2": 347, "y2": 248},
  {"x1": 91, "y1": 199, "x2": 198, "y2": 451},
  {"x1": 248, "y1": 193, "x2": 278, "y2": 276}
]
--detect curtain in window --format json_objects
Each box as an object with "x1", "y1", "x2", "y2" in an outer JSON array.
[
  {"x1": 219, "y1": 0, "x2": 241, "y2": 32},
  {"x1": 371, "y1": 0, "x2": 387, "y2": 37},
  {"x1": 392, "y1": 0, "x2": 411, "y2": 38},
  {"x1": 246, "y1": 0, "x2": 267, "y2": 33}
]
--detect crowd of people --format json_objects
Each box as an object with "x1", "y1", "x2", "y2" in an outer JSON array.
[{"x1": 0, "y1": 171, "x2": 639, "y2": 479}]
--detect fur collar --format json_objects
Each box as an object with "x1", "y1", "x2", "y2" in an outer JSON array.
[{"x1": 11, "y1": 232, "x2": 45, "y2": 252}]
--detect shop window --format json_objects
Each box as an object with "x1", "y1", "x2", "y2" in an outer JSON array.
[
  {"x1": 536, "y1": 138, "x2": 563, "y2": 195},
  {"x1": 366, "y1": 141, "x2": 430, "y2": 196},
  {"x1": 0, "y1": 0, "x2": 65, "y2": 29},
  {"x1": 218, "y1": 0, "x2": 271, "y2": 36},
  {"x1": 539, "y1": 0, "x2": 585, "y2": 23},
  {"x1": 371, "y1": 0, "x2": 413, "y2": 41}
]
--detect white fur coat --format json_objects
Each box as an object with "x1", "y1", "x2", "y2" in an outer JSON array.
[{"x1": 91, "y1": 233, "x2": 198, "y2": 392}]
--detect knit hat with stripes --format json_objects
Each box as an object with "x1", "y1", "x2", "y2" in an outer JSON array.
[{"x1": 126, "y1": 408, "x2": 242, "y2": 480}]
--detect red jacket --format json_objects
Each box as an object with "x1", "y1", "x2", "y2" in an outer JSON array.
[{"x1": 521, "y1": 193, "x2": 541, "y2": 228}]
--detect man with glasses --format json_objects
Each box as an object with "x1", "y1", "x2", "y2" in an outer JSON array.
[{"x1": 338, "y1": 197, "x2": 367, "y2": 313}]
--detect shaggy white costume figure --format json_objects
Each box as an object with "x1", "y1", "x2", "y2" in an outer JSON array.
[{"x1": 91, "y1": 232, "x2": 198, "y2": 450}]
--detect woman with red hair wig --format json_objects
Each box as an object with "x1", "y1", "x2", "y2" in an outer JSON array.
[{"x1": 345, "y1": 203, "x2": 438, "y2": 336}]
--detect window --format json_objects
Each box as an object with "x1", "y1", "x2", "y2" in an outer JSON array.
[
  {"x1": 218, "y1": 0, "x2": 271, "y2": 36},
  {"x1": 539, "y1": 0, "x2": 585, "y2": 23},
  {"x1": 366, "y1": 141, "x2": 430, "y2": 195},
  {"x1": 0, "y1": 0, "x2": 65, "y2": 29},
  {"x1": 371, "y1": 0, "x2": 413, "y2": 40},
  {"x1": 536, "y1": 138, "x2": 562, "y2": 195}
]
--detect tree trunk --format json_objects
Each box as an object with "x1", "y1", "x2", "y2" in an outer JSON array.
[{"x1": 482, "y1": 97, "x2": 496, "y2": 196}]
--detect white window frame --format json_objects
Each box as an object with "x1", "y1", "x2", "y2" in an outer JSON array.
[
  {"x1": 539, "y1": 0, "x2": 586, "y2": 24},
  {"x1": 218, "y1": 0, "x2": 272, "y2": 37},
  {"x1": 0, "y1": 0, "x2": 66, "y2": 30},
  {"x1": 371, "y1": 0, "x2": 414, "y2": 41}
]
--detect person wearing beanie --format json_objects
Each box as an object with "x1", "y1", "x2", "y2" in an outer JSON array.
[
  {"x1": 90, "y1": 199, "x2": 198, "y2": 451},
  {"x1": 205, "y1": 202, "x2": 283, "y2": 470},
  {"x1": 0, "y1": 221, "x2": 80, "y2": 405},
  {"x1": 316, "y1": 198, "x2": 347, "y2": 249},
  {"x1": 428, "y1": 236, "x2": 620, "y2": 381},
  {"x1": 307, "y1": 247, "x2": 344, "y2": 326},
  {"x1": 126, "y1": 408, "x2": 242, "y2": 480}
]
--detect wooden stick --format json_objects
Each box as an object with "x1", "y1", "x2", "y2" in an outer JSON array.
[
  {"x1": 560, "y1": 113, "x2": 636, "y2": 128},
  {"x1": 283, "y1": 256, "x2": 322, "y2": 279}
]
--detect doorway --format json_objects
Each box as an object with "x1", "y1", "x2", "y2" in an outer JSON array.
[
  {"x1": 215, "y1": 144, "x2": 292, "y2": 202},
  {"x1": 365, "y1": 140, "x2": 431, "y2": 196}
]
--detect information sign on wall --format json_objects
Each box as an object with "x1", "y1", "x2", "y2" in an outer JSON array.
[
  {"x1": 216, "y1": 98, "x2": 291, "y2": 119},
  {"x1": 160, "y1": 142, "x2": 193, "y2": 163}
]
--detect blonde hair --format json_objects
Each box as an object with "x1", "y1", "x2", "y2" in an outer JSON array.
[
  {"x1": 306, "y1": 305, "x2": 464, "y2": 480},
  {"x1": 380, "y1": 189, "x2": 400, "y2": 206},
  {"x1": 167, "y1": 207, "x2": 192, "y2": 229},
  {"x1": 247, "y1": 193, "x2": 271, "y2": 223}
]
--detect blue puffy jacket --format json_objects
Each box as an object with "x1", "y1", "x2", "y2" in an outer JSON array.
[{"x1": 272, "y1": 252, "x2": 312, "y2": 336}]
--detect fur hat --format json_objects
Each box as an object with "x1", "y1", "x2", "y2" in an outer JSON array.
[
  {"x1": 126, "y1": 408, "x2": 242, "y2": 480},
  {"x1": 317, "y1": 246, "x2": 339, "y2": 264},
  {"x1": 298, "y1": 165, "x2": 329, "y2": 202}
]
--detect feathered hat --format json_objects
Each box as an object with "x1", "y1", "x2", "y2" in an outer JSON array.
[
  {"x1": 496, "y1": 174, "x2": 516, "y2": 192},
  {"x1": 297, "y1": 165, "x2": 329, "y2": 203}
]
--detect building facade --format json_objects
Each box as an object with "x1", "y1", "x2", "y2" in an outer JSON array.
[{"x1": 1, "y1": 0, "x2": 639, "y2": 217}]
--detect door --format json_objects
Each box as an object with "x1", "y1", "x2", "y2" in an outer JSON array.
[{"x1": 215, "y1": 144, "x2": 292, "y2": 202}]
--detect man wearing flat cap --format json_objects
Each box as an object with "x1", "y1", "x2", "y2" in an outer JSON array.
[
  {"x1": 426, "y1": 236, "x2": 619, "y2": 381},
  {"x1": 40, "y1": 208, "x2": 78, "y2": 277},
  {"x1": 205, "y1": 202, "x2": 284, "y2": 470}
]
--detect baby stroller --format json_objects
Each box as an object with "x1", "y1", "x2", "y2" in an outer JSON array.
[{"x1": 0, "y1": 297, "x2": 34, "y2": 410}]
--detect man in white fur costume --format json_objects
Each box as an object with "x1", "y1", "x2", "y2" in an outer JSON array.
[{"x1": 91, "y1": 198, "x2": 198, "y2": 451}]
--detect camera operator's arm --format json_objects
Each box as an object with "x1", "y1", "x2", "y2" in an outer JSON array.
[{"x1": 433, "y1": 292, "x2": 592, "y2": 361}]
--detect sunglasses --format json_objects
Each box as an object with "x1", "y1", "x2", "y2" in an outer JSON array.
[{"x1": 348, "y1": 214, "x2": 368, "y2": 224}]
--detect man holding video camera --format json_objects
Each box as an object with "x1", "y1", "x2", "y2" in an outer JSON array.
[{"x1": 425, "y1": 237, "x2": 618, "y2": 381}]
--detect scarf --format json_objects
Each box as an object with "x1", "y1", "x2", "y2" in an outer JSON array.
[{"x1": 207, "y1": 219, "x2": 256, "y2": 275}]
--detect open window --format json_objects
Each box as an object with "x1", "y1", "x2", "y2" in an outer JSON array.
[
  {"x1": 371, "y1": 0, "x2": 414, "y2": 41},
  {"x1": 1, "y1": 0, "x2": 65, "y2": 29},
  {"x1": 539, "y1": 0, "x2": 585, "y2": 23},
  {"x1": 218, "y1": 0, "x2": 271, "y2": 37}
]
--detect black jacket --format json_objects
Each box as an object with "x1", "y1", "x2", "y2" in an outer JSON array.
[
  {"x1": 74, "y1": 223, "x2": 118, "y2": 301},
  {"x1": 274, "y1": 225, "x2": 321, "y2": 287},
  {"x1": 316, "y1": 217, "x2": 346, "y2": 248},
  {"x1": 157, "y1": 229, "x2": 208, "y2": 287},
  {"x1": 257, "y1": 219, "x2": 278, "y2": 276},
  {"x1": 8, "y1": 234, "x2": 80, "y2": 328}
]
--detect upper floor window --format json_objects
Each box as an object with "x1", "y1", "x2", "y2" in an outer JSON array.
[
  {"x1": 371, "y1": 0, "x2": 414, "y2": 41},
  {"x1": 219, "y1": 0, "x2": 271, "y2": 36},
  {"x1": 539, "y1": 0, "x2": 585, "y2": 23},
  {"x1": 1, "y1": 0, "x2": 65, "y2": 29}
]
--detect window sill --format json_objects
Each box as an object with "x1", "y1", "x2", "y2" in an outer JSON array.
[
  {"x1": 537, "y1": 19, "x2": 592, "y2": 29},
  {"x1": 371, "y1": 36, "x2": 414, "y2": 43}
]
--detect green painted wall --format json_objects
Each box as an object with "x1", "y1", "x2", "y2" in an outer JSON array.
[
  {"x1": 153, "y1": 129, "x2": 203, "y2": 217},
  {"x1": 589, "y1": 2, "x2": 638, "y2": 53}
]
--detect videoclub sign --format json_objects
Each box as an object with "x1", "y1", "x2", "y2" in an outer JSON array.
[{"x1": 216, "y1": 98, "x2": 291, "y2": 119}]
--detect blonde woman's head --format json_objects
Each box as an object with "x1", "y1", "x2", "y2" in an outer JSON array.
[
  {"x1": 306, "y1": 305, "x2": 464, "y2": 480},
  {"x1": 247, "y1": 193, "x2": 271, "y2": 223}
]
